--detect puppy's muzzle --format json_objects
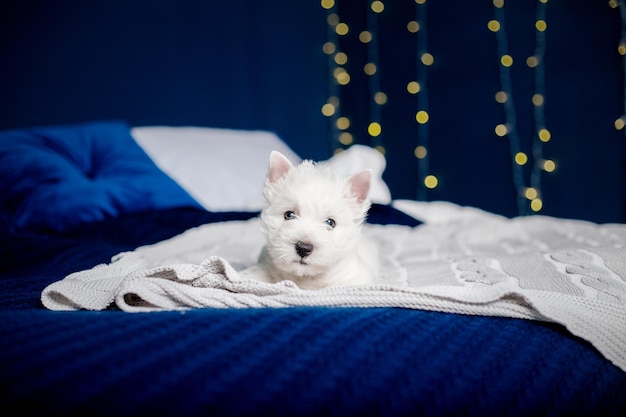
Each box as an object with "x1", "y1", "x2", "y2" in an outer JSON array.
[{"x1": 295, "y1": 241, "x2": 314, "y2": 258}]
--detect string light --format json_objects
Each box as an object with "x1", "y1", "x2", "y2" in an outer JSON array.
[
  {"x1": 407, "y1": 81, "x2": 420, "y2": 94},
  {"x1": 368, "y1": 122, "x2": 382, "y2": 137},
  {"x1": 374, "y1": 92, "x2": 387, "y2": 105},
  {"x1": 339, "y1": 132, "x2": 353, "y2": 146},
  {"x1": 321, "y1": 102, "x2": 336, "y2": 117},
  {"x1": 495, "y1": 124, "x2": 508, "y2": 137},
  {"x1": 317, "y1": 1, "x2": 608, "y2": 215},
  {"x1": 415, "y1": 110, "x2": 429, "y2": 124},
  {"x1": 322, "y1": 0, "x2": 342, "y2": 151},
  {"x1": 371, "y1": 0, "x2": 384, "y2": 13},
  {"x1": 334, "y1": 52, "x2": 348, "y2": 65},
  {"x1": 614, "y1": 0, "x2": 626, "y2": 133},
  {"x1": 542, "y1": 159, "x2": 556, "y2": 172},
  {"x1": 491, "y1": 0, "x2": 553, "y2": 215},
  {"x1": 322, "y1": 0, "x2": 387, "y2": 154},
  {"x1": 529, "y1": 0, "x2": 550, "y2": 213},
  {"x1": 414, "y1": 145, "x2": 427, "y2": 159},
  {"x1": 364, "y1": 62, "x2": 377, "y2": 75},
  {"x1": 424, "y1": 174, "x2": 438, "y2": 189},
  {"x1": 413, "y1": 0, "x2": 433, "y2": 200},
  {"x1": 365, "y1": 0, "x2": 385, "y2": 153},
  {"x1": 525, "y1": 187, "x2": 538, "y2": 199},
  {"x1": 515, "y1": 152, "x2": 528, "y2": 165},
  {"x1": 335, "y1": 22, "x2": 349, "y2": 35},
  {"x1": 336, "y1": 116, "x2": 350, "y2": 130}
]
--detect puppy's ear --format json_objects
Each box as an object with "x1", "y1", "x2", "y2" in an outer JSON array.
[
  {"x1": 348, "y1": 169, "x2": 372, "y2": 204},
  {"x1": 267, "y1": 151, "x2": 294, "y2": 183}
]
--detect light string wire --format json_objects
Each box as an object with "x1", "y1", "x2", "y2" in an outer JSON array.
[
  {"x1": 606, "y1": 0, "x2": 626, "y2": 220},
  {"x1": 605, "y1": 0, "x2": 626, "y2": 219},
  {"x1": 492, "y1": 0, "x2": 528, "y2": 216},
  {"x1": 366, "y1": 2, "x2": 383, "y2": 152},
  {"x1": 323, "y1": 1, "x2": 342, "y2": 153},
  {"x1": 529, "y1": 0, "x2": 549, "y2": 213},
  {"x1": 618, "y1": 0, "x2": 626, "y2": 131},
  {"x1": 415, "y1": 1, "x2": 430, "y2": 201}
]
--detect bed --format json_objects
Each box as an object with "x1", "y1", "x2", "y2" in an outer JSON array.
[
  {"x1": 2, "y1": 0, "x2": 626, "y2": 415},
  {"x1": 1, "y1": 121, "x2": 625, "y2": 416}
]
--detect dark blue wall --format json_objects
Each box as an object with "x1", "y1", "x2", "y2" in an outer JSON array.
[
  {"x1": 1, "y1": 0, "x2": 624, "y2": 223},
  {"x1": 0, "y1": 0, "x2": 330, "y2": 160}
]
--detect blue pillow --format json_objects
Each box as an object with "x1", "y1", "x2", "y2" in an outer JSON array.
[{"x1": 0, "y1": 121, "x2": 201, "y2": 233}]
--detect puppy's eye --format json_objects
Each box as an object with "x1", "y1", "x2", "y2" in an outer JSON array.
[
  {"x1": 284, "y1": 211, "x2": 296, "y2": 220},
  {"x1": 325, "y1": 218, "x2": 336, "y2": 228}
]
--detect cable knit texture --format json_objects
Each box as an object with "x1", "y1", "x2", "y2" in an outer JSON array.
[{"x1": 42, "y1": 209, "x2": 626, "y2": 372}]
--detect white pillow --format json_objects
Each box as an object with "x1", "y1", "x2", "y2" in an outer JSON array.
[
  {"x1": 132, "y1": 126, "x2": 392, "y2": 211},
  {"x1": 132, "y1": 126, "x2": 301, "y2": 211},
  {"x1": 325, "y1": 144, "x2": 392, "y2": 205}
]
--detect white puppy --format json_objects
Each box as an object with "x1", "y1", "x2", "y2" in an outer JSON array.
[{"x1": 240, "y1": 150, "x2": 378, "y2": 289}]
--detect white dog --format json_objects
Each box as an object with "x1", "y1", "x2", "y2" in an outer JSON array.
[{"x1": 240, "y1": 150, "x2": 378, "y2": 290}]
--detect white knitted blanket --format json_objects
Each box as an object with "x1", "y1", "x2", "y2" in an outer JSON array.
[{"x1": 41, "y1": 201, "x2": 626, "y2": 372}]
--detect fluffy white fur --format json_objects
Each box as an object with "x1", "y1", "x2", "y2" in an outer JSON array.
[{"x1": 240, "y1": 150, "x2": 378, "y2": 289}]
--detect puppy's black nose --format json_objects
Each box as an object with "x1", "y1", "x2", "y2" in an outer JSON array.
[{"x1": 295, "y1": 241, "x2": 314, "y2": 258}]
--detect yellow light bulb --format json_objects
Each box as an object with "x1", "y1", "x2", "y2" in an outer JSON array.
[
  {"x1": 336, "y1": 22, "x2": 349, "y2": 35},
  {"x1": 501, "y1": 54, "x2": 513, "y2": 67},
  {"x1": 543, "y1": 160, "x2": 556, "y2": 172},
  {"x1": 495, "y1": 124, "x2": 508, "y2": 137},
  {"x1": 414, "y1": 146, "x2": 427, "y2": 159},
  {"x1": 532, "y1": 94, "x2": 544, "y2": 106},
  {"x1": 321, "y1": 103, "x2": 335, "y2": 117},
  {"x1": 322, "y1": 42, "x2": 336, "y2": 55},
  {"x1": 375, "y1": 145, "x2": 386, "y2": 155},
  {"x1": 495, "y1": 91, "x2": 508, "y2": 103},
  {"x1": 407, "y1": 81, "x2": 421, "y2": 94},
  {"x1": 487, "y1": 20, "x2": 501, "y2": 32},
  {"x1": 364, "y1": 63, "x2": 377, "y2": 75},
  {"x1": 336, "y1": 117, "x2": 350, "y2": 130},
  {"x1": 374, "y1": 92, "x2": 387, "y2": 105},
  {"x1": 530, "y1": 198, "x2": 543, "y2": 212},
  {"x1": 526, "y1": 56, "x2": 539, "y2": 68},
  {"x1": 334, "y1": 52, "x2": 348, "y2": 65},
  {"x1": 359, "y1": 31, "x2": 372, "y2": 43},
  {"x1": 368, "y1": 122, "x2": 382, "y2": 137},
  {"x1": 371, "y1": 0, "x2": 384, "y2": 13},
  {"x1": 424, "y1": 175, "x2": 438, "y2": 189},
  {"x1": 321, "y1": 0, "x2": 335, "y2": 10},
  {"x1": 339, "y1": 132, "x2": 353, "y2": 145},
  {"x1": 535, "y1": 20, "x2": 547, "y2": 32},
  {"x1": 338, "y1": 74, "x2": 350, "y2": 85},
  {"x1": 416, "y1": 110, "x2": 429, "y2": 124},
  {"x1": 615, "y1": 117, "x2": 625, "y2": 130},
  {"x1": 407, "y1": 21, "x2": 420, "y2": 33},
  {"x1": 515, "y1": 152, "x2": 528, "y2": 165},
  {"x1": 421, "y1": 53, "x2": 434, "y2": 66},
  {"x1": 493, "y1": 0, "x2": 504, "y2": 8},
  {"x1": 333, "y1": 67, "x2": 350, "y2": 84},
  {"x1": 327, "y1": 13, "x2": 339, "y2": 26},
  {"x1": 525, "y1": 187, "x2": 538, "y2": 200},
  {"x1": 538, "y1": 128, "x2": 551, "y2": 142}
]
